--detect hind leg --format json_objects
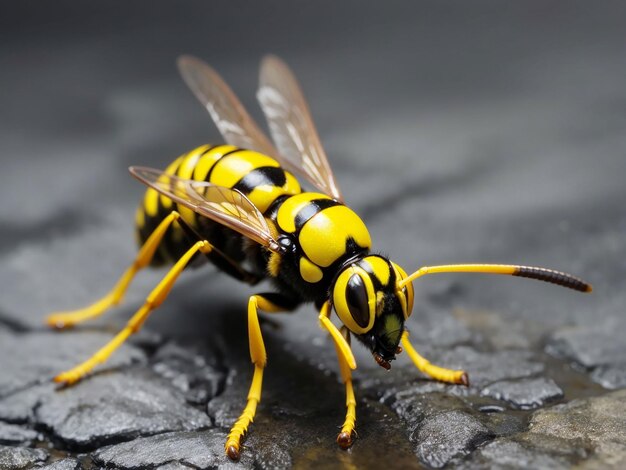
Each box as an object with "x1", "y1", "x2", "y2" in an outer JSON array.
[
  {"x1": 54, "y1": 239, "x2": 213, "y2": 384},
  {"x1": 46, "y1": 211, "x2": 259, "y2": 329}
]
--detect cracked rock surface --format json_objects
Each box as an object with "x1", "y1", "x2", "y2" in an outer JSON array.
[{"x1": 1, "y1": 1, "x2": 625, "y2": 468}]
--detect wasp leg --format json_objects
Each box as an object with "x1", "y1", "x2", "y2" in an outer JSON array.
[
  {"x1": 53, "y1": 239, "x2": 213, "y2": 385},
  {"x1": 318, "y1": 301, "x2": 356, "y2": 370},
  {"x1": 46, "y1": 211, "x2": 260, "y2": 329},
  {"x1": 401, "y1": 331, "x2": 469, "y2": 386},
  {"x1": 46, "y1": 211, "x2": 184, "y2": 329},
  {"x1": 335, "y1": 326, "x2": 357, "y2": 449},
  {"x1": 225, "y1": 293, "x2": 298, "y2": 461}
]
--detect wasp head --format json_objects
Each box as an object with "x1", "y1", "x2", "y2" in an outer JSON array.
[{"x1": 331, "y1": 255, "x2": 414, "y2": 369}]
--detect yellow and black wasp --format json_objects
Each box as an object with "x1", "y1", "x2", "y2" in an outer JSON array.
[{"x1": 46, "y1": 55, "x2": 592, "y2": 460}]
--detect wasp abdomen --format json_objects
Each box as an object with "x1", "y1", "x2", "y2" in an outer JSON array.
[{"x1": 135, "y1": 144, "x2": 300, "y2": 268}]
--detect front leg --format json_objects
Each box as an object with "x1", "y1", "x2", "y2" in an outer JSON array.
[{"x1": 402, "y1": 331, "x2": 469, "y2": 386}]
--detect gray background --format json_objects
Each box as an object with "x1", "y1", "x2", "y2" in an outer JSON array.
[{"x1": 0, "y1": 1, "x2": 625, "y2": 469}]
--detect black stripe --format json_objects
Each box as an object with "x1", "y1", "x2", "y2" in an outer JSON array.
[
  {"x1": 233, "y1": 166, "x2": 287, "y2": 194},
  {"x1": 294, "y1": 198, "x2": 339, "y2": 232},
  {"x1": 206, "y1": 147, "x2": 243, "y2": 181},
  {"x1": 201, "y1": 144, "x2": 219, "y2": 156}
]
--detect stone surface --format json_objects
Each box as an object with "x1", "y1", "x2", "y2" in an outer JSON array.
[
  {"x1": 35, "y1": 369, "x2": 211, "y2": 450},
  {"x1": 480, "y1": 377, "x2": 563, "y2": 410},
  {"x1": 460, "y1": 439, "x2": 573, "y2": 469},
  {"x1": 152, "y1": 341, "x2": 226, "y2": 406},
  {"x1": 0, "y1": 329, "x2": 145, "y2": 398},
  {"x1": 92, "y1": 430, "x2": 255, "y2": 469},
  {"x1": 40, "y1": 459, "x2": 83, "y2": 470},
  {"x1": 1, "y1": 1, "x2": 626, "y2": 469},
  {"x1": 526, "y1": 389, "x2": 626, "y2": 466},
  {"x1": 415, "y1": 410, "x2": 493, "y2": 468},
  {"x1": 546, "y1": 320, "x2": 626, "y2": 368},
  {"x1": 591, "y1": 363, "x2": 626, "y2": 390},
  {"x1": 0, "y1": 445, "x2": 48, "y2": 470},
  {"x1": 0, "y1": 422, "x2": 38, "y2": 446}
]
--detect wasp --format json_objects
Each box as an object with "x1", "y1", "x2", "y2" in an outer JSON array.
[{"x1": 46, "y1": 55, "x2": 592, "y2": 460}]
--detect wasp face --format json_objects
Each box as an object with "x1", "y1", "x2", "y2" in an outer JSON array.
[{"x1": 331, "y1": 256, "x2": 414, "y2": 369}]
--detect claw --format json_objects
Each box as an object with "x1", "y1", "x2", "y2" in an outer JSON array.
[
  {"x1": 226, "y1": 444, "x2": 240, "y2": 461},
  {"x1": 337, "y1": 431, "x2": 354, "y2": 449}
]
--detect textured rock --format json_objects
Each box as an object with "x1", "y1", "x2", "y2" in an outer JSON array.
[
  {"x1": 434, "y1": 347, "x2": 545, "y2": 389},
  {"x1": 92, "y1": 430, "x2": 255, "y2": 469},
  {"x1": 0, "y1": 445, "x2": 48, "y2": 470},
  {"x1": 460, "y1": 439, "x2": 572, "y2": 469},
  {"x1": 0, "y1": 329, "x2": 145, "y2": 398},
  {"x1": 546, "y1": 321, "x2": 626, "y2": 369},
  {"x1": 523, "y1": 389, "x2": 626, "y2": 468},
  {"x1": 152, "y1": 341, "x2": 226, "y2": 406},
  {"x1": 35, "y1": 369, "x2": 211, "y2": 449},
  {"x1": 0, "y1": 383, "x2": 55, "y2": 423},
  {"x1": 39, "y1": 458, "x2": 82, "y2": 470},
  {"x1": 480, "y1": 377, "x2": 563, "y2": 410},
  {"x1": 0, "y1": 422, "x2": 38, "y2": 446},
  {"x1": 590, "y1": 363, "x2": 626, "y2": 390},
  {"x1": 415, "y1": 410, "x2": 493, "y2": 468}
]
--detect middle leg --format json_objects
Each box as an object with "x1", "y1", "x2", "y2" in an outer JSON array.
[{"x1": 225, "y1": 293, "x2": 299, "y2": 461}]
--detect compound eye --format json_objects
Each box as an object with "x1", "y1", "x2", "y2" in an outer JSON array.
[
  {"x1": 346, "y1": 274, "x2": 370, "y2": 329},
  {"x1": 333, "y1": 267, "x2": 376, "y2": 334}
]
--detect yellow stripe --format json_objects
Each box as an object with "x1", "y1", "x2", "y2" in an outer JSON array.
[
  {"x1": 193, "y1": 145, "x2": 237, "y2": 181},
  {"x1": 175, "y1": 149, "x2": 204, "y2": 224},
  {"x1": 209, "y1": 150, "x2": 280, "y2": 188},
  {"x1": 158, "y1": 157, "x2": 183, "y2": 211},
  {"x1": 276, "y1": 193, "x2": 332, "y2": 233}
]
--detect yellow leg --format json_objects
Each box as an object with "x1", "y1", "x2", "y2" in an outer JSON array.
[
  {"x1": 46, "y1": 211, "x2": 184, "y2": 329},
  {"x1": 318, "y1": 301, "x2": 356, "y2": 370},
  {"x1": 402, "y1": 331, "x2": 469, "y2": 386},
  {"x1": 53, "y1": 240, "x2": 212, "y2": 385},
  {"x1": 335, "y1": 327, "x2": 357, "y2": 449},
  {"x1": 225, "y1": 294, "x2": 291, "y2": 461}
]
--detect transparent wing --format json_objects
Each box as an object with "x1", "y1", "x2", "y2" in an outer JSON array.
[
  {"x1": 130, "y1": 166, "x2": 282, "y2": 253},
  {"x1": 177, "y1": 55, "x2": 278, "y2": 157},
  {"x1": 257, "y1": 55, "x2": 343, "y2": 202}
]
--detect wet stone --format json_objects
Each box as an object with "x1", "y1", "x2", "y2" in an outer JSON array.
[
  {"x1": 0, "y1": 383, "x2": 55, "y2": 423},
  {"x1": 92, "y1": 429, "x2": 255, "y2": 469},
  {"x1": 0, "y1": 422, "x2": 38, "y2": 445},
  {"x1": 434, "y1": 347, "x2": 545, "y2": 390},
  {"x1": 35, "y1": 369, "x2": 211, "y2": 450},
  {"x1": 0, "y1": 445, "x2": 48, "y2": 470},
  {"x1": 460, "y1": 439, "x2": 572, "y2": 469},
  {"x1": 0, "y1": 329, "x2": 145, "y2": 398},
  {"x1": 526, "y1": 389, "x2": 626, "y2": 468},
  {"x1": 480, "y1": 377, "x2": 563, "y2": 410},
  {"x1": 546, "y1": 321, "x2": 626, "y2": 369},
  {"x1": 590, "y1": 363, "x2": 626, "y2": 390},
  {"x1": 39, "y1": 458, "x2": 82, "y2": 470},
  {"x1": 152, "y1": 341, "x2": 226, "y2": 406},
  {"x1": 415, "y1": 410, "x2": 494, "y2": 468}
]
